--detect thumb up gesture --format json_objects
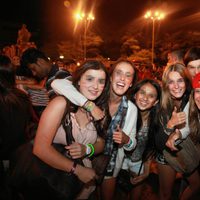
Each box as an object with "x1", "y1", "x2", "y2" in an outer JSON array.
[{"x1": 167, "y1": 106, "x2": 186, "y2": 129}]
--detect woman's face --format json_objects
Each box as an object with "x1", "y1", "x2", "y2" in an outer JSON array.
[
  {"x1": 78, "y1": 69, "x2": 106, "y2": 101},
  {"x1": 167, "y1": 71, "x2": 186, "y2": 99},
  {"x1": 134, "y1": 83, "x2": 158, "y2": 111},
  {"x1": 110, "y1": 62, "x2": 134, "y2": 96},
  {"x1": 194, "y1": 88, "x2": 200, "y2": 109}
]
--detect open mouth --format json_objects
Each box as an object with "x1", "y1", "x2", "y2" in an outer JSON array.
[{"x1": 116, "y1": 82, "x2": 125, "y2": 88}]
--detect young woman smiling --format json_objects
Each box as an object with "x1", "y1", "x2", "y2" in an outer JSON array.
[
  {"x1": 121, "y1": 79, "x2": 161, "y2": 200},
  {"x1": 51, "y1": 59, "x2": 138, "y2": 200},
  {"x1": 155, "y1": 63, "x2": 200, "y2": 200}
]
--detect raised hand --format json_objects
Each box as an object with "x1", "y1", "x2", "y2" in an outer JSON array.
[
  {"x1": 167, "y1": 106, "x2": 186, "y2": 128},
  {"x1": 113, "y1": 125, "x2": 129, "y2": 145}
]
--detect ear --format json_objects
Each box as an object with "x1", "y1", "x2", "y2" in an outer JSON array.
[{"x1": 153, "y1": 99, "x2": 159, "y2": 106}]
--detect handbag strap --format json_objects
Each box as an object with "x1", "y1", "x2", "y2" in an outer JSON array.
[
  {"x1": 61, "y1": 97, "x2": 84, "y2": 165},
  {"x1": 62, "y1": 112, "x2": 74, "y2": 145}
]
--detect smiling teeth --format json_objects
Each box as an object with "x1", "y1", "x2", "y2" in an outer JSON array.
[{"x1": 117, "y1": 83, "x2": 125, "y2": 86}]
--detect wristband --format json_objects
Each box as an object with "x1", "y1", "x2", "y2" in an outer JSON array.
[
  {"x1": 124, "y1": 138, "x2": 133, "y2": 148},
  {"x1": 84, "y1": 101, "x2": 95, "y2": 112},
  {"x1": 164, "y1": 127, "x2": 175, "y2": 135},
  {"x1": 87, "y1": 143, "x2": 95, "y2": 157},
  {"x1": 85, "y1": 144, "x2": 92, "y2": 155},
  {"x1": 70, "y1": 161, "x2": 77, "y2": 174}
]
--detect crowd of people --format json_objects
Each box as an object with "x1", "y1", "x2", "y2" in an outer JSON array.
[{"x1": 0, "y1": 46, "x2": 200, "y2": 200}]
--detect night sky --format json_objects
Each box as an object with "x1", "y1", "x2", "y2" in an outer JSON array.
[{"x1": 0, "y1": 0, "x2": 200, "y2": 56}]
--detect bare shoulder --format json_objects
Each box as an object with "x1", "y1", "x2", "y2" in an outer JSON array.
[{"x1": 45, "y1": 96, "x2": 67, "y2": 113}]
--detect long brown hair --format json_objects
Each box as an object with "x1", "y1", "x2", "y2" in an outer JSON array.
[{"x1": 161, "y1": 63, "x2": 192, "y2": 115}]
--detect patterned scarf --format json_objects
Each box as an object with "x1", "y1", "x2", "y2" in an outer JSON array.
[{"x1": 104, "y1": 96, "x2": 128, "y2": 175}]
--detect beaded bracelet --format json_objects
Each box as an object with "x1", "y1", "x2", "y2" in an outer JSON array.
[
  {"x1": 70, "y1": 161, "x2": 77, "y2": 174},
  {"x1": 87, "y1": 143, "x2": 95, "y2": 157},
  {"x1": 83, "y1": 101, "x2": 95, "y2": 112}
]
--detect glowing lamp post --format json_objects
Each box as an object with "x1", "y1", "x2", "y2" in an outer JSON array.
[
  {"x1": 75, "y1": 12, "x2": 95, "y2": 60},
  {"x1": 145, "y1": 11, "x2": 164, "y2": 65}
]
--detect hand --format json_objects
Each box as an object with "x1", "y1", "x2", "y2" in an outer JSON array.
[
  {"x1": 168, "y1": 107, "x2": 186, "y2": 128},
  {"x1": 75, "y1": 165, "x2": 97, "y2": 183},
  {"x1": 90, "y1": 104, "x2": 105, "y2": 121},
  {"x1": 165, "y1": 129, "x2": 181, "y2": 151},
  {"x1": 113, "y1": 125, "x2": 129, "y2": 145},
  {"x1": 65, "y1": 142, "x2": 86, "y2": 159},
  {"x1": 130, "y1": 172, "x2": 148, "y2": 185}
]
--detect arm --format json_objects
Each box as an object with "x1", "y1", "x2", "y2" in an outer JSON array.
[
  {"x1": 113, "y1": 101, "x2": 137, "y2": 151},
  {"x1": 33, "y1": 96, "x2": 96, "y2": 183},
  {"x1": 130, "y1": 159, "x2": 151, "y2": 185},
  {"x1": 65, "y1": 136, "x2": 105, "y2": 159},
  {"x1": 51, "y1": 79, "x2": 105, "y2": 120},
  {"x1": 165, "y1": 102, "x2": 190, "y2": 151},
  {"x1": 51, "y1": 79, "x2": 87, "y2": 106}
]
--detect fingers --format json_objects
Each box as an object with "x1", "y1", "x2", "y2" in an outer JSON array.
[
  {"x1": 65, "y1": 143, "x2": 84, "y2": 159},
  {"x1": 90, "y1": 106, "x2": 105, "y2": 121},
  {"x1": 113, "y1": 131, "x2": 122, "y2": 144},
  {"x1": 173, "y1": 106, "x2": 177, "y2": 113}
]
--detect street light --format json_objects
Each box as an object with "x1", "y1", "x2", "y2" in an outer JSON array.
[
  {"x1": 145, "y1": 11, "x2": 164, "y2": 65},
  {"x1": 74, "y1": 12, "x2": 95, "y2": 60}
]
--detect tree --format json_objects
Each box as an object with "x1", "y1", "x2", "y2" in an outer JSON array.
[{"x1": 120, "y1": 34, "x2": 140, "y2": 56}]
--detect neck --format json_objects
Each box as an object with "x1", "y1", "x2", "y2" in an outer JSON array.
[
  {"x1": 140, "y1": 110, "x2": 150, "y2": 125},
  {"x1": 109, "y1": 90, "x2": 122, "y2": 105}
]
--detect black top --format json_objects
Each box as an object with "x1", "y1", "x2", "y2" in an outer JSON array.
[{"x1": 0, "y1": 88, "x2": 36, "y2": 159}]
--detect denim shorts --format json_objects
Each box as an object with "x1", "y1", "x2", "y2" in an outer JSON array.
[{"x1": 122, "y1": 158, "x2": 144, "y2": 175}]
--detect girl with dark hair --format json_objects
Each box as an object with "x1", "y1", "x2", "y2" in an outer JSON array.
[
  {"x1": 51, "y1": 59, "x2": 138, "y2": 200},
  {"x1": 32, "y1": 60, "x2": 110, "y2": 199},
  {"x1": 121, "y1": 79, "x2": 161, "y2": 199}
]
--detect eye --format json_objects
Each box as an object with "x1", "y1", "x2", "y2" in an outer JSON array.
[
  {"x1": 86, "y1": 76, "x2": 93, "y2": 81},
  {"x1": 149, "y1": 94, "x2": 156, "y2": 99},
  {"x1": 139, "y1": 90, "x2": 145, "y2": 95},
  {"x1": 115, "y1": 70, "x2": 121, "y2": 76},
  {"x1": 99, "y1": 79, "x2": 106, "y2": 84},
  {"x1": 168, "y1": 80, "x2": 173, "y2": 85},
  {"x1": 125, "y1": 73, "x2": 133, "y2": 78},
  {"x1": 177, "y1": 78, "x2": 184, "y2": 83}
]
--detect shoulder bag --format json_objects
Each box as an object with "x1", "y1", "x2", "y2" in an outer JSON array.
[{"x1": 163, "y1": 136, "x2": 200, "y2": 174}]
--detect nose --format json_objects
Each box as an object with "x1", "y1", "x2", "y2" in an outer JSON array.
[
  {"x1": 120, "y1": 73, "x2": 125, "y2": 81},
  {"x1": 172, "y1": 81, "x2": 179, "y2": 89},
  {"x1": 93, "y1": 81, "x2": 98, "y2": 89},
  {"x1": 143, "y1": 94, "x2": 148, "y2": 101},
  {"x1": 195, "y1": 67, "x2": 200, "y2": 75}
]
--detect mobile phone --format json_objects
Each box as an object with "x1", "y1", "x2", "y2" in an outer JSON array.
[{"x1": 174, "y1": 139, "x2": 182, "y2": 146}]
